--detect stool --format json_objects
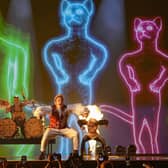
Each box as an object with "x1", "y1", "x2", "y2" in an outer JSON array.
[{"x1": 47, "y1": 139, "x2": 56, "y2": 154}]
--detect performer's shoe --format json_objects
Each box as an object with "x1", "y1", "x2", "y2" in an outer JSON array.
[{"x1": 39, "y1": 151, "x2": 46, "y2": 160}]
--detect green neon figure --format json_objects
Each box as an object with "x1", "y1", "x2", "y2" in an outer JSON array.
[
  {"x1": 0, "y1": 16, "x2": 30, "y2": 102},
  {"x1": 0, "y1": 16, "x2": 32, "y2": 157}
]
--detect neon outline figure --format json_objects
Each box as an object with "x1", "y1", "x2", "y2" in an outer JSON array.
[
  {"x1": 0, "y1": 18, "x2": 30, "y2": 101},
  {"x1": 101, "y1": 17, "x2": 168, "y2": 154},
  {"x1": 43, "y1": 0, "x2": 108, "y2": 105},
  {"x1": 0, "y1": 38, "x2": 30, "y2": 101},
  {"x1": 0, "y1": 16, "x2": 31, "y2": 157}
]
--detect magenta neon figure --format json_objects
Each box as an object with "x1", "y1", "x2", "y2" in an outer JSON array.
[
  {"x1": 119, "y1": 17, "x2": 168, "y2": 153},
  {"x1": 101, "y1": 17, "x2": 168, "y2": 154}
]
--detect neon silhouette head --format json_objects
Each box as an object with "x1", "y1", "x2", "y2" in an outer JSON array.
[
  {"x1": 134, "y1": 17, "x2": 162, "y2": 44},
  {"x1": 60, "y1": 0, "x2": 94, "y2": 28}
]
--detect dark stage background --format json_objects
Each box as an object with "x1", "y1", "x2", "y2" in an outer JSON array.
[{"x1": 0, "y1": 0, "x2": 168, "y2": 159}]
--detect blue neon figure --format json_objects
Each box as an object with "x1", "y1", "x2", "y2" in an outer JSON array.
[{"x1": 43, "y1": 0, "x2": 108, "y2": 105}]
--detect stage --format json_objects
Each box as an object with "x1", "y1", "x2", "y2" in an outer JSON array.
[
  {"x1": 1, "y1": 154, "x2": 168, "y2": 168},
  {"x1": 0, "y1": 138, "x2": 168, "y2": 167}
]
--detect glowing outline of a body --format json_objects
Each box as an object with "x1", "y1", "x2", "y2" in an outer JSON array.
[{"x1": 101, "y1": 17, "x2": 168, "y2": 153}]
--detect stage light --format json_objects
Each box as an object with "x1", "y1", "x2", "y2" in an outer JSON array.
[
  {"x1": 105, "y1": 145, "x2": 112, "y2": 156},
  {"x1": 127, "y1": 144, "x2": 137, "y2": 156},
  {"x1": 114, "y1": 145, "x2": 126, "y2": 156}
]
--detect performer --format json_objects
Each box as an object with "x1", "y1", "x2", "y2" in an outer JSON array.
[
  {"x1": 39, "y1": 94, "x2": 79, "y2": 160},
  {"x1": 80, "y1": 118, "x2": 106, "y2": 158},
  {"x1": 6, "y1": 96, "x2": 29, "y2": 137},
  {"x1": 78, "y1": 106, "x2": 106, "y2": 157}
]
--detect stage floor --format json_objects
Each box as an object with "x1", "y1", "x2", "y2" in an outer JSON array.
[
  {"x1": 2, "y1": 155, "x2": 168, "y2": 168},
  {"x1": 1, "y1": 138, "x2": 168, "y2": 167}
]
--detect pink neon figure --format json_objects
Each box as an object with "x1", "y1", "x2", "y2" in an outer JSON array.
[{"x1": 117, "y1": 17, "x2": 168, "y2": 153}]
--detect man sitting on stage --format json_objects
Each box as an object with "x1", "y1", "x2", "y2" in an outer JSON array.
[{"x1": 39, "y1": 94, "x2": 79, "y2": 160}]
